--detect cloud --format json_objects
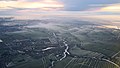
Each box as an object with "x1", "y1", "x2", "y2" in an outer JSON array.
[
  {"x1": 58, "y1": 0, "x2": 120, "y2": 11},
  {"x1": 85, "y1": 3, "x2": 120, "y2": 15},
  {"x1": 0, "y1": 0, "x2": 17, "y2": 1},
  {"x1": 0, "y1": 0, "x2": 64, "y2": 11},
  {"x1": 99, "y1": 4, "x2": 120, "y2": 12},
  {"x1": 1, "y1": 0, "x2": 120, "y2": 11},
  {"x1": 1, "y1": 0, "x2": 120, "y2": 16}
]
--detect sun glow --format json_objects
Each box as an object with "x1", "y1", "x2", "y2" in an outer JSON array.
[
  {"x1": 0, "y1": 0, "x2": 64, "y2": 11},
  {"x1": 99, "y1": 4, "x2": 120, "y2": 12}
]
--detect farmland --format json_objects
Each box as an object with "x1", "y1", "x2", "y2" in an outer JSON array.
[{"x1": 0, "y1": 17, "x2": 120, "y2": 68}]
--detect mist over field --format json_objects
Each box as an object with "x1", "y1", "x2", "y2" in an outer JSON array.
[{"x1": 0, "y1": 14, "x2": 120, "y2": 68}]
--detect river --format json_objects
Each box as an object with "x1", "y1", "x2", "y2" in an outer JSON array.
[{"x1": 60, "y1": 40, "x2": 70, "y2": 61}]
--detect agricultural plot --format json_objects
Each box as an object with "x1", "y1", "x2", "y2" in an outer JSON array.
[{"x1": 53, "y1": 57, "x2": 118, "y2": 68}]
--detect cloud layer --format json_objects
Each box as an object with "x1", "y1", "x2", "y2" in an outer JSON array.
[{"x1": 0, "y1": 0, "x2": 120, "y2": 15}]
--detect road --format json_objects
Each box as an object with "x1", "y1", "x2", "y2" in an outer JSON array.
[{"x1": 102, "y1": 59, "x2": 120, "y2": 68}]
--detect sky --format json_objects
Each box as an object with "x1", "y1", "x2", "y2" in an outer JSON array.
[{"x1": 0, "y1": 0, "x2": 120, "y2": 16}]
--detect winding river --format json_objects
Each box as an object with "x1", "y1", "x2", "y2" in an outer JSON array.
[{"x1": 60, "y1": 40, "x2": 70, "y2": 61}]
